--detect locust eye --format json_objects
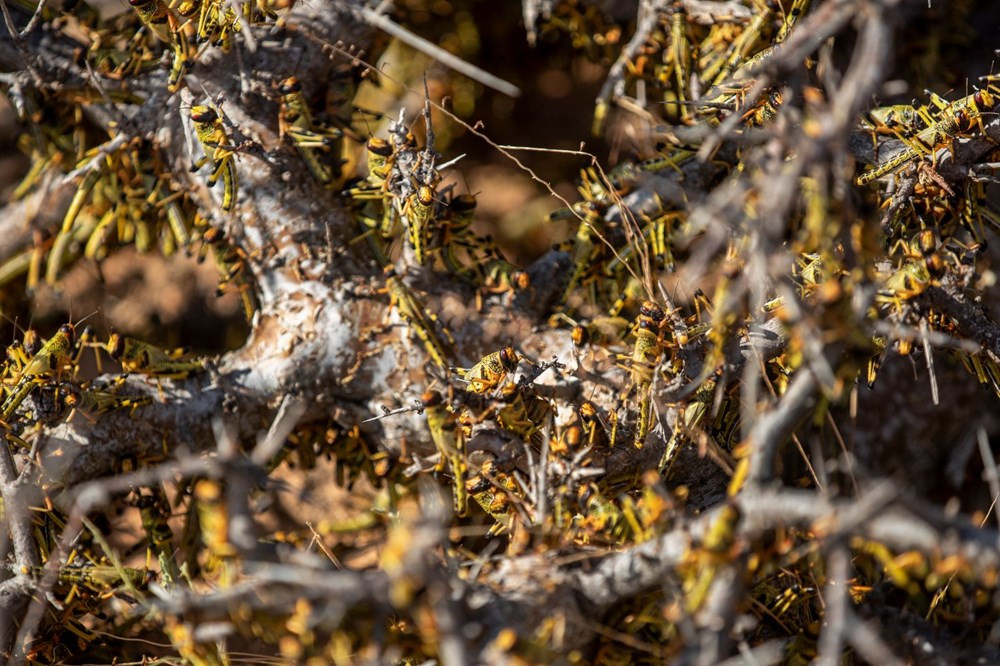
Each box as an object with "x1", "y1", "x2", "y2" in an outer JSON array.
[
  {"x1": 639, "y1": 319, "x2": 660, "y2": 334},
  {"x1": 421, "y1": 390, "x2": 443, "y2": 407},
  {"x1": 108, "y1": 334, "x2": 126, "y2": 360},
  {"x1": 451, "y1": 195, "x2": 477, "y2": 213},
  {"x1": 190, "y1": 107, "x2": 218, "y2": 123},
  {"x1": 203, "y1": 227, "x2": 223, "y2": 244},
  {"x1": 500, "y1": 347, "x2": 520, "y2": 370},
  {"x1": 639, "y1": 300, "x2": 665, "y2": 322},
  {"x1": 367, "y1": 138, "x2": 393, "y2": 157},
  {"x1": 59, "y1": 324, "x2": 76, "y2": 346}
]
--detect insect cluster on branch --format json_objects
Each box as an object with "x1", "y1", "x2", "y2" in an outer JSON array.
[{"x1": 4, "y1": 0, "x2": 1000, "y2": 662}]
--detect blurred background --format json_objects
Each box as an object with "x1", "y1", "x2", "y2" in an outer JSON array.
[
  {"x1": 0, "y1": 0, "x2": 618, "y2": 359},
  {"x1": 2, "y1": 0, "x2": 1000, "y2": 367}
]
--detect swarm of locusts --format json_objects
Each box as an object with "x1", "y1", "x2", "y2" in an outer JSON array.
[{"x1": 5, "y1": 0, "x2": 1000, "y2": 662}]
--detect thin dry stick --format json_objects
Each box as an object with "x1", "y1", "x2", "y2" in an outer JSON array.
[
  {"x1": 843, "y1": 609, "x2": 906, "y2": 666},
  {"x1": 565, "y1": 607, "x2": 667, "y2": 657},
  {"x1": 250, "y1": 394, "x2": 307, "y2": 466},
  {"x1": 815, "y1": 545, "x2": 850, "y2": 666},
  {"x1": 224, "y1": 0, "x2": 257, "y2": 52},
  {"x1": 754, "y1": 354, "x2": 824, "y2": 492},
  {"x1": 746, "y1": 367, "x2": 819, "y2": 487},
  {"x1": 0, "y1": 0, "x2": 19, "y2": 44},
  {"x1": 357, "y1": 5, "x2": 520, "y2": 98},
  {"x1": 824, "y1": 411, "x2": 860, "y2": 496},
  {"x1": 594, "y1": 0, "x2": 668, "y2": 122},
  {"x1": 305, "y1": 521, "x2": 343, "y2": 569},
  {"x1": 18, "y1": 0, "x2": 46, "y2": 37},
  {"x1": 920, "y1": 320, "x2": 939, "y2": 405},
  {"x1": 978, "y1": 426, "x2": 1000, "y2": 532},
  {"x1": 0, "y1": 434, "x2": 38, "y2": 569}
]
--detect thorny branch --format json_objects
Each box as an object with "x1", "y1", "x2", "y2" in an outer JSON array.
[{"x1": 2, "y1": 0, "x2": 1000, "y2": 661}]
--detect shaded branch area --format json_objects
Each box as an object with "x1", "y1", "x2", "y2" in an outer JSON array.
[{"x1": 3, "y1": 0, "x2": 1000, "y2": 662}]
